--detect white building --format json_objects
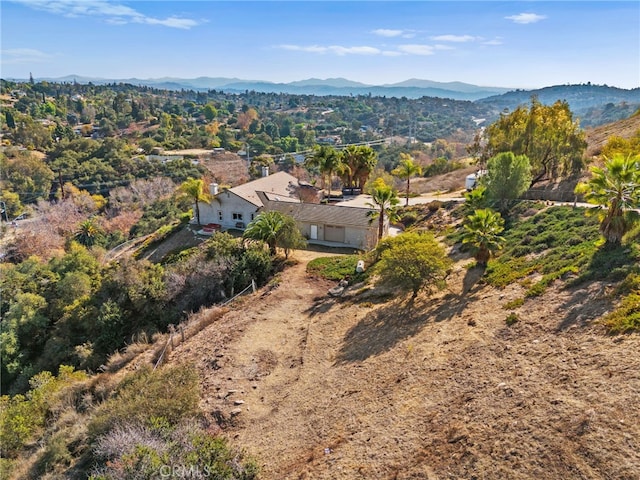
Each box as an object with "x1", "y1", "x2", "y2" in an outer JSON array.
[{"x1": 197, "y1": 171, "x2": 300, "y2": 230}]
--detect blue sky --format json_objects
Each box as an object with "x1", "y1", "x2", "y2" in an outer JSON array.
[{"x1": 1, "y1": 1, "x2": 638, "y2": 89}]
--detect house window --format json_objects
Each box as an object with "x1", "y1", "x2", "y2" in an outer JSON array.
[
  {"x1": 218, "y1": 211, "x2": 223, "y2": 221},
  {"x1": 251, "y1": 213, "x2": 255, "y2": 220},
  {"x1": 232, "y1": 213, "x2": 243, "y2": 221}
]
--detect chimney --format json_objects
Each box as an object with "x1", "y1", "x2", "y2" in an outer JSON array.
[
  {"x1": 261, "y1": 166, "x2": 269, "y2": 177},
  {"x1": 210, "y1": 183, "x2": 219, "y2": 196}
]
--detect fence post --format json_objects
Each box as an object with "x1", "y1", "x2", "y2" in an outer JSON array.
[
  {"x1": 180, "y1": 325, "x2": 185, "y2": 343},
  {"x1": 252, "y1": 279, "x2": 256, "y2": 293}
]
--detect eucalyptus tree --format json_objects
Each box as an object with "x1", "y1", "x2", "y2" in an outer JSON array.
[
  {"x1": 484, "y1": 152, "x2": 532, "y2": 212},
  {"x1": 480, "y1": 97, "x2": 587, "y2": 186}
]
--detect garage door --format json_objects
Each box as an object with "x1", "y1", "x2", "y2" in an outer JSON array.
[{"x1": 324, "y1": 225, "x2": 345, "y2": 243}]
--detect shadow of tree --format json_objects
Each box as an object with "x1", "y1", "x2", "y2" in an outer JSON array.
[
  {"x1": 335, "y1": 287, "x2": 480, "y2": 364},
  {"x1": 335, "y1": 298, "x2": 430, "y2": 364},
  {"x1": 556, "y1": 283, "x2": 615, "y2": 331},
  {"x1": 557, "y1": 243, "x2": 636, "y2": 330},
  {"x1": 462, "y1": 265, "x2": 485, "y2": 295},
  {"x1": 305, "y1": 296, "x2": 338, "y2": 317}
]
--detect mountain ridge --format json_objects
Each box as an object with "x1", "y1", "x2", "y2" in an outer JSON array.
[{"x1": 8, "y1": 75, "x2": 513, "y2": 100}]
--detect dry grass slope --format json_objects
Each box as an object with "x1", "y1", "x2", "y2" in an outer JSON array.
[{"x1": 163, "y1": 246, "x2": 640, "y2": 480}]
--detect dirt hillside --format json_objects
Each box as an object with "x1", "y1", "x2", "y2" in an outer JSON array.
[{"x1": 166, "y1": 248, "x2": 640, "y2": 480}]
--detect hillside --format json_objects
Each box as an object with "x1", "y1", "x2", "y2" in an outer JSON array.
[
  {"x1": 163, "y1": 212, "x2": 640, "y2": 479},
  {"x1": 477, "y1": 85, "x2": 640, "y2": 127},
  {"x1": 585, "y1": 112, "x2": 640, "y2": 157}
]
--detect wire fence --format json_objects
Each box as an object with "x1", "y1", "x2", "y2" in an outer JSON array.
[{"x1": 153, "y1": 279, "x2": 257, "y2": 370}]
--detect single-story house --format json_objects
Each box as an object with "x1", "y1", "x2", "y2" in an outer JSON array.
[
  {"x1": 193, "y1": 170, "x2": 384, "y2": 250},
  {"x1": 196, "y1": 171, "x2": 301, "y2": 230},
  {"x1": 259, "y1": 192, "x2": 382, "y2": 251}
]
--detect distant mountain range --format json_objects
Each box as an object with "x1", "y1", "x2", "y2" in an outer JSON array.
[
  {"x1": 19, "y1": 75, "x2": 511, "y2": 101},
  {"x1": 6, "y1": 75, "x2": 638, "y2": 121}
]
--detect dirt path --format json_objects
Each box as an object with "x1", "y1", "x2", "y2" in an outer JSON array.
[{"x1": 168, "y1": 251, "x2": 640, "y2": 480}]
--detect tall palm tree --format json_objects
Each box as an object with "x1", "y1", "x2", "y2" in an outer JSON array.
[
  {"x1": 178, "y1": 178, "x2": 212, "y2": 226},
  {"x1": 575, "y1": 154, "x2": 640, "y2": 245},
  {"x1": 340, "y1": 145, "x2": 377, "y2": 190},
  {"x1": 461, "y1": 208, "x2": 506, "y2": 266},
  {"x1": 305, "y1": 145, "x2": 342, "y2": 199},
  {"x1": 366, "y1": 179, "x2": 400, "y2": 240},
  {"x1": 391, "y1": 153, "x2": 422, "y2": 206}
]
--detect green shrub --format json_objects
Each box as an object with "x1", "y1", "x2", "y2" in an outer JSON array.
[
  {"x1": 601, "y1": 292, "x2": 640, "y2": 334},
  {"x1": 505, "y1": 313, "x2": 519, "y2": 326},
  {"x1": 307, "y1": 255, "x2": 365, "y2": 282},
  {"x1": 88, "y1": 364, "x2": 200, "y2": 439},
  {"x1": 427, "y1": 200, "x2": 443, "y2": 212},
  {"x1": 35, "y1": 431, "x2": 73, "y2": 475},
  {"x1": 503, "y1": 298, "x2": 524, "y2": 310},
  {"x1": 0, "y1": 366, "x2": 86, "y2": 457}
]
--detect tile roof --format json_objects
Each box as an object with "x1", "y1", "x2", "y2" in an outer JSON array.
[
  {"x1": 263, "y1": 198, "x2": 375, "y2": 228},
  {"x1": 229, "y1": 171, "x2": 300, "y2": 207}
]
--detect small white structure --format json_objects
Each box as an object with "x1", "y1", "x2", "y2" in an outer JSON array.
[{"x1": 465, "y1": 170, "x2": 487, "y2": 191}]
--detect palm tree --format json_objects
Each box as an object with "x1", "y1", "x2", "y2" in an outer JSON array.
[
  {"x1": 461, "y1": 208, "x2": 506, "y2": 266},
  {"x1": 305, "y1": 145, "x2": 342, "y2": 199},
  {"x1": 178, "y1": 178, "x2": 212, "y2": 226},
  {"x1": 366, "y1": 179, "x2": 400, "y2": 240},
  {"x1": 340, "y1": 145, "x2": 377, "y2": 191},
  {"x1": 244, "y1": 210, "x2": 301, "y2": 256},
  {"x1": 74, "y1": 218, "x2": 103, "y2": 247},
  {"x1": 391, "y1": 153, "x2": 422, "y2": 206},
  {"x1": 575, "y1": 154, "x2": 640, "y2": 245}
]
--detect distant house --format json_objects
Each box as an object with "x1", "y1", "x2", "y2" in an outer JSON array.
[
  {"x1": 197, "y1": 171, "x2": 300, "y2": 230},
  {"x1": 259, "y1": 193, "x2": 380, "y2": 251}
]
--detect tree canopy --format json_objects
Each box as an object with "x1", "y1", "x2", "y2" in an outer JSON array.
[
  {"x1": 480, "y1": 97, "x2": 586, "y2": 185},
  {"x1": 373, "y1": 232, "x2": 451, "y2": 298},
  {"x1": 178, "y1": 178, "x2": 211, "y2": 226},
  {"x1": 483, "y1": 152, "x2": 532, "y2": 211}
]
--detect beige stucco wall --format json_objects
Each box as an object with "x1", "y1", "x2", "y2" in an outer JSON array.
[{"x1": 197, "y1": 191, "x2": 259, "y2": 229}]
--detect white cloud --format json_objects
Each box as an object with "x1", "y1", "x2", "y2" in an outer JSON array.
[
  {"x1": 372, "y1": 29, "x2": 403, "y2": 37},
  {"x1": 279, "y1": 42, "x2": 457, "y2": 57},
  {"x1": 1, "y1": 48, "x2": 53, "y2": 64},
  {"x1": 11, "y1": 0, "x2": 202, "y2": 29},
  {"x1": 397, "y1": 44, "x2": 435, "y2": 56},
  {"x1": 505, "y1": 13, "x2": 547, "y2": 24},
  {"x1": 372, "y1": 28, "x2": 415, "y2": 38},
  {"x1": 483, "y1": 38, "x2": 504, "y2": 46},
  {"x1": 431, "y1": 34, "x2": 478, "y2": 43},
  {"x1": 278, "y1": 45, "x2": 381, "y2": 55}
]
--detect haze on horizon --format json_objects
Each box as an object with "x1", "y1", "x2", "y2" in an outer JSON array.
[{"x1": 1, "y1": 1, "x2": 638, "y2": 90}]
